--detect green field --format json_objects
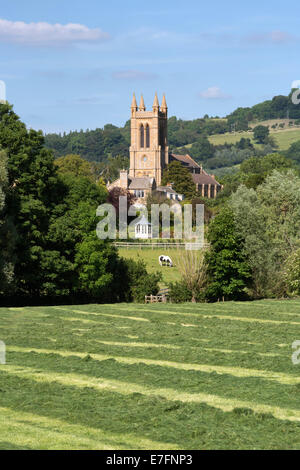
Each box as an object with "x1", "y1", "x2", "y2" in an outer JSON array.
[
  {"x1": 208, "y1": 127, "x2": 300, "y2": 151},
  {"x1": 119, "y1": 247, "x2": 182, "y2": 286},
  {"x1": 0, "y1": 300, "x2": 300, "y2": 449}
]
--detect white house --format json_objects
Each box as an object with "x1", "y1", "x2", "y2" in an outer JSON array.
[
  {"x1": 134, "y1": 215, "x2": 152, "y2": 239},
  {"x1": 155, "y1": 184, "x2": 184, "y2": 201}
]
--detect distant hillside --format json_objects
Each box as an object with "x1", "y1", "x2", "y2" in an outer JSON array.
[
  {"x1": 44, "y1": 122, "x2": 131, "y2": 163},
  {"x1": 208, "y1": 125, "x2": 300, "y2": 151},
  {"x1": 44, "y1": 116, "x2": 229, "y2": 163},
  {"x1": 44, "y1": 91, "x2": 300, "y2": 169},
  {"x1": 226, "y1": 91, "x2": 300, "y2": 130}
]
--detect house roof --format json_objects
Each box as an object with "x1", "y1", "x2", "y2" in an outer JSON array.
[
  {"x1": 128, "y1": 176, "x2": 154, "y2": 190},
  {"x1": 170, "y1": 153, "x2": 221, "y2": 186},
  {"x1": 134, "y1": 215, "x2": 152, "y2": 226},
  {"x1": 170, "y1": 153, "x2": 201, "y2": 169},
  {"x1": 155, "y1": 185, "x2": 178, "y2": 194},
  {"x1": 192, "y1": 173, "x2": 221, "y2": 186}
]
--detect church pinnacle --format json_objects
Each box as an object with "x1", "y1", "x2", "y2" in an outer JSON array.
[
  {"x1": 161, "y1": 93, "x2": 167, "y2": 112},
  {"x1": 131, "y1": 92, "x2": 137, "y2": 110},
  {"x1": 153, "y1": 92, "x2": 159, "y2": 110},
  {"x1": 139, "y1": 94, "x2": 146, "y2": 111}
]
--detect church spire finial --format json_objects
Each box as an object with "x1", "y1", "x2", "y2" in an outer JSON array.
[
  {"x1": 131, "y1": 92, "x2": 137, "y2": 109},
  {"x1": 139, "y1": 94, "x2": 146, "y2": 111},
  {"x1": 161, "y1": 93, "x2": 167, "y2": 112},
  {"x1": 153, "y1": 91, "x2": 159, "y2": 110}
]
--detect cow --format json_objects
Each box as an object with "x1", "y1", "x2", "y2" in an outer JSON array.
[{"x1": 158, "y1": 255, "x2": 173, "y2": 267}]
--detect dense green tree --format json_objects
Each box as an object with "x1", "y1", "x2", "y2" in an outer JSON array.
[
  {"x1": 253, "y1": 125, "x2": 270, "y2": 144},
  {"x1": 236, "y1": 137, "x2": 253, "y2": 150},
  {"x1": 206, "y1": 148, "x2": 253, "y2": 170},
  {"x1": 99, "y1": 154, "x2": 129, "y2": 183},
  {"x1": 123, "y1": 258, "x2": 161, "y2": 303},
  {"x1": 188, "y1": 135, "x2": 215, "y2": 162},
  {"x1": 161, "y1": 161, "x2": 195, "y2": 198},
  {"x1": 74, "y1": 236, "x2": 116, "y2": 299},
  {"x1": 219, "y1": 153, "x2": 294, "y2": 197},
  {"x1": 0, "y1": 150, "x2": 6, "y2": 212},
  {"x1": 45, "y1": 126, "x2": 129, "y2": 163},
  {"x1": 285, "y1": 248, "x2": 300, "y2": 295},
  {"x1": 285, "y1": 140, "x2": 300, "y2": 164},
  {"x1": 230, "y1": 185, "x2": 275, "y2": 297},
  {"x1": 230, "y1": 170, "x2": 300, "y2": 297},
  {"x1": 240, "y1": 153, "x2": 293, "y2": 175},
  {"x1": 0, "y1": 149, "x2": 15, "y2": 292},
  {"x1": 205, "y1": 207, "x2": 252, "y2": 300},
  {"x1": 55, "y1": 154, "x2": 96, "y2": 181},
  {"x1": 0, "y1": 103, "x2": 64, "y2": 296},
  {"x1": 257, "y1": 170, "x2": 300, "y2": 253},
  {"x1": 0, "y1": 103, "x2": 125, "y2": 301},
  {"x1": 226, "y1": 93, "x2": 300, "y2": 124}
]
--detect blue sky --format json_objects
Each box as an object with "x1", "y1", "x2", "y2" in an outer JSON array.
[{"x1": 1, "y1": 0, "x2": 300, "y2": 133}]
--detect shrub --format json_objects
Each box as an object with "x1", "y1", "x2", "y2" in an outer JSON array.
[
  {"x1": 285, "y1": 249, "x2": 300, "y2": 295},
  {"x1": 123, "y1": 258, "x2": 162, "y2": 303},
  {"x1": 169, "y1": 281, "x2": 192, "y2": 303}
]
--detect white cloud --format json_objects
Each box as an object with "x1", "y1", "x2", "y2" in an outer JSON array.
[
  {"x1": 0, "y1": 18, "x2": 109, "y2": 46},
  {"x1": 199, "y1": 86, "x2": 231, "y2": 99},
  {"x1": 244, "y1": 30, "x2": 294, "y2": 44}
]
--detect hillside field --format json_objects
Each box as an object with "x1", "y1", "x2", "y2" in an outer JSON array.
[
  {"x1": 0, "y1": 300, "x2": 300, "y2": 449},
  {"x1": 207, "y1": 127, "x2": 300, "y2": 150}
]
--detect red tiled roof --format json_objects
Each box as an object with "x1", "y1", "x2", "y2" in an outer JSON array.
[
  {"x1": 170, "y1": 153, "x2": 221, "y2": 186},
  {"x1": 192, "y1": 173, "x2": 220, "y2": 185},
  {"x1": 170, "y1": 153, "x2": 201, "y2": 168}
]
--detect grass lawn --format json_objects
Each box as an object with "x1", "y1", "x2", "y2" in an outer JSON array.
[
  {"x1": 118, "y1": 247, "x2": 182, "y2": 286},
  {"x1": 0, "y1": 300, "x2": 300, "y2": 449}
]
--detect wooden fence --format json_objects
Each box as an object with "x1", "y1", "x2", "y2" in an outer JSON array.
[
  {"x1": 113, "y1": 242, "x2": 209, "y2": 250},
  {"x1": 145, "y1": 288, "x2": 170, "y2": 303},
  {"x1": 145, "y1": 294, "x2": 168, "y2": 303}
]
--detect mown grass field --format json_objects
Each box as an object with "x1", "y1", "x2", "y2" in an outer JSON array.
[
  {"x1": 0, "y1": 300, "x2": 300, "y2": 449},
  {"x1": 207, "y1": 127, "x2": 300, "y2": 150},
  {"x1": 119, "y1": 247, "x2": 182, "y2": 286}
]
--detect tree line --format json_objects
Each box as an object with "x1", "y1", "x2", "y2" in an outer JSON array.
[
  {"x1": 44, "y1": 91, "x2": 300, "y2": 175},
  {"x1": 0, "y1": 104, "x2": 161, "y2": 305}
]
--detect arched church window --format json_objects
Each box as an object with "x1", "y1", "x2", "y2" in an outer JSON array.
[
  {"x1": 145, "y1": 124, "x2": 150, "y2": 148},
  {"x1": 140, "y1": 124, "x2": 144, "y2": 148}
]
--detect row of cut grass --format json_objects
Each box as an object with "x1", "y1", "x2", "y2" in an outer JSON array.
[{"x1": 0, "y1": 300, "x2": 300, "y2": 449}]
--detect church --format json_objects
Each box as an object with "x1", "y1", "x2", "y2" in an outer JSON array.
[{"x1": 108, "y1": 93, "x2": 222, "y2": 200}]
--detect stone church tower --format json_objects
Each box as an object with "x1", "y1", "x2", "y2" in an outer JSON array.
[
  {"x1": 107, "y1": 92, "x2": 223, "y2": 202},
  {"x1": 129, "y1": 92, "x2": 169, "y2": 186}
]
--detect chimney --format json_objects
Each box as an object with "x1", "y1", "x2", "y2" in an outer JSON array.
[{"x1": 120, "y1": 169, "x2": 128, "y2": 189}]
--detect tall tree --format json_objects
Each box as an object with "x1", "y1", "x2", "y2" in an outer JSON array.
[
  {"x1": 162, "y1": 161, "x2": 195, "y2": 198},
  {"x1": 0, "y1": 103, "x2": 117, "y2": 300},
  {"x1": 55, "y1": 154, "x2": 96, "y2": 182},
  {"x1": 0, "y1": 103, "x2": 64, "y2": 296},
  {"x1": 231, "y1": 170, "x2": 300, "y2": 297},
  {"x1": 253, "y1": 125, "x2": 269, "y2": 144},
  {"x1": 205, "y1": 207, "x2": 252, "y2": 300},
  {"x1": 0, "y1": 149, "x2": 15, "y2": 292}
]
